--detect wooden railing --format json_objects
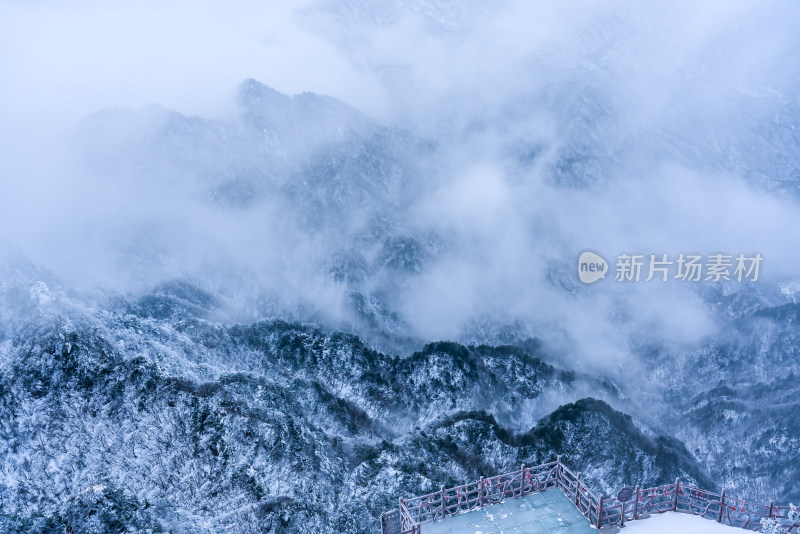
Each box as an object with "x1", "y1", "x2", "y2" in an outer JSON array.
[
  {"x1": 397, "y1": 460, "x2": 560, "y2": 532},
  {"x1": 597, "y1": 479, "x2": 799, "y2": 532},
  {"x1": 389, "y1": 457, "x2": 799, "y2": 533},
  {"x1": 555, "y1": 460, "x2": 604, "y2": 527}
]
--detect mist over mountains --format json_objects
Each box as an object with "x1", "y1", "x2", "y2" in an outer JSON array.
[{"x1": 1, "y1": 0, "x2": 800, "y2": 532}]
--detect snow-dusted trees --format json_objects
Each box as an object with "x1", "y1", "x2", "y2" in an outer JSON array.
[{"x1": 760, "y1": 504, "x2": 800, "y2": 534}]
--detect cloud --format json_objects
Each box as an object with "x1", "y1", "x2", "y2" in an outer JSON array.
[
  {"x1": 1, "y1": 0, "x2": 799, "y2": 367},
  {"x1": 0, "y1": 0, "x2": 383, "y2": 138}
]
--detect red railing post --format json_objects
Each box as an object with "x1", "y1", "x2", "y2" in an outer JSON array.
[
  {"x1": 634, "y1": 485, "x2": 640, "y2": 520},
  {"x1": 575, "y1": 472, "x2": 582, "y2": 505},
  {"x1": 597, "y1": 495, "x2": 604, "y2": 529},
  {"x1": 718, "y1": 489, "x2": 726, "y2": 522},
  {"x1": 441, "y1": 485, "x2": 446, "y2": 519},
  {"x1": 555, "y1": 455, "x2": 563, "y2": 491},
  {"x1": 479, "y1": 476, "x2": 484, "y2": 507},
  {"x1": 520, "y1": 464, "x2": 526, "y2": 497},
  {"x1": 673, "y1": 478, "x2": 680, "y2": 511},
  {"x1": 768, "y1": 501, "x2": 774, "y2": 518}
]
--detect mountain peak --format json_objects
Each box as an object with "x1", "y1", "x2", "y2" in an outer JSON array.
[
  {"x1": 236, "y1": 78, "x2": 368, "y2": 133},
  {"x1": 237, "y1": 78, "x2": 292, "y2": 111}
]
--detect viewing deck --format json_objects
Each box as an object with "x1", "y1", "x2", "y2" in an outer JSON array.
[
  {"x1": 423, "y1": 489, "x2": 596, "y2": 534},
  {"x1": 382, "y1": 457, "x2": 799, "y2": 534}
]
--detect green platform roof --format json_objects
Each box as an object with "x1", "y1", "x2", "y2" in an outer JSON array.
[{"x1": 420, "y1": 489, "x2": 597, "y2": 534}]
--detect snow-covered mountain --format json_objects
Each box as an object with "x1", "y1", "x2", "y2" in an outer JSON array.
[
  {"x1": 2, "y1": 1, "x2": 800, "y2": 533},
  {"x1": 0, "y1": 272, "x2": 712, "y2": 532},
  {"x1": 1, "y1": 69, "x2": 799, "y2": 530}
]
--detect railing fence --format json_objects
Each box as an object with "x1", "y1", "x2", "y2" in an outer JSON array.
[{"x1": 388, "y1": 456, "x2": 799, "y2": 534}]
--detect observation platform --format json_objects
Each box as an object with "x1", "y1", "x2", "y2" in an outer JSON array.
[{"x1": 422, "y1": 489, "x2": 596, "y2": 534}]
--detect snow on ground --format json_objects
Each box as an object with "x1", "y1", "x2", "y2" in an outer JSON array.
[{"x1": 621, "y1": 512, "x2": 748, "y2": 533}]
